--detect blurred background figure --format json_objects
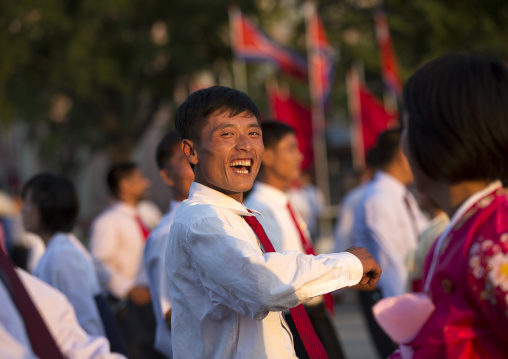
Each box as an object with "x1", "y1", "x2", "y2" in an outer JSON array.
[
  {"x1": 143, "y1": 131, "x2": 194, "y2": 358},
  {"x1": 352, "y1": 128, "x2": 428, "y2": 358},
  {"x1": 21, "y1": 172, "x2": 126, "y2": 354},
  {"x1": 288, "y1": 170, "x2": 325, "y2": 242},
  {"x1": 89, "y1": 162, "x2": 159, "y2": 359},
  {"x1": 245, "y1": 121, "x2": 345, "y2": 359},
  {"x1": 333, "y1": 146, "x2": 380, "y2": 253},
  {"x1": 406, "y1": 190, "x2": 449, "y2": 292}
]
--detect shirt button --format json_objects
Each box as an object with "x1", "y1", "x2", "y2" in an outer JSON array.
[{"x1": 441, "y1": 279, "x2": 454, "y2": 294}]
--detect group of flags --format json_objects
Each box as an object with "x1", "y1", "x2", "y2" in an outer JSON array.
[{"x1": 229, "y1": 5, "x2": 401, "y2": 170}]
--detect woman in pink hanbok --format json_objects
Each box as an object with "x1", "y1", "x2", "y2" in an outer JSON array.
[{"x1": 383, "y1": 54, "x2": 508, "y2": 358}]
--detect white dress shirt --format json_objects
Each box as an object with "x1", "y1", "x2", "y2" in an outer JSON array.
[
  {"x1": 245, "y1": 182, "x2": 306, "y2": 253},
  {"x1": 0, "y1": 268, "x2": 125, "y2": 359},
  {"x1": 89, "y1": 202, "x2": 147, "y2": 299},
  {"x1": 333, "y1": 183, "x2": 368, "y2": 253},
  {"x1": 144, "y1": 200, "x2": 180, "y2": 357},
  {"x1": 34, "y1": 232, "x2": 105, "y2": 337},
  {"x1": 353, "y1": 171, "x2": 429, "y2": 297},
  {"x1": 166, "y1": 182, "x2": 363, "y2": 359}
]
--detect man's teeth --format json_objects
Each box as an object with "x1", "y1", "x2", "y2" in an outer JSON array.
[
  {"x1": 235, "y1": 170, "x2": 249, "y2": 174},
  {"x1": 229, "y1": 160, "x2": 252, "y2": 167}
]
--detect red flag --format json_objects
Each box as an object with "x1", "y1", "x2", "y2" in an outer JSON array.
[
  {"x1": 374, "y1": 8, "x2": 402, "y2": 98},
  {"x1": 229, "y1": 8, "x2": 308, "y2": 79},
  {"x1": 268, "y1": 88, "x2": 314, "y2": 170},
  {"x1": 348, "y1": 67, "x2": 398, "y2": 169},
  {"x1": 307, "y1": 11, "x2": 335, "y2": 108},
  {"x1": 359, "y1": 84, "x2": 397, "y2": 153}
]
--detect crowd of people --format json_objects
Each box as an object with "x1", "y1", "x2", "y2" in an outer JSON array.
[{"x1": 0, "y1": 52, "x2": 507, "y2": 359}]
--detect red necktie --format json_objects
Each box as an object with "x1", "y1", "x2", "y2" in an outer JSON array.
[
  {"x1": 0, "y1": 247, "x2": 64, "y2": 358},
  {"x1": 243, "y1": 213, "x2": 329, "y2": 359},
  {"x1": 135, "y1": 214, "x2": 150, "y2": 241},
  {"x1": 286, "y1": 202, "x2": 335, "y2": 316}
]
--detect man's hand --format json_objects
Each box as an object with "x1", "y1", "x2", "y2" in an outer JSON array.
[
  {"x1": 128, "y1": 286, "x2": 151, "y2": 305},
  {"x1": 346, "y1": 246, "x2": 381, "y2": 288}
]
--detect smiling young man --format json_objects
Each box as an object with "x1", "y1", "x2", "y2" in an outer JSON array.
[{"x1": 166, "y1": 86, "x2": 381, "y2": 359}]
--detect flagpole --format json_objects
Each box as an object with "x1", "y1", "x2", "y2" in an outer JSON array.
[
  {"x1": 228, "y1": 6, "x2": 248, "y2": 93},
  {"x1": 304, "y1": 2, "x2": 333, "y2": 244},
  {"x1": 347, "y1": 62, "x2": 365, "y2": 171}
]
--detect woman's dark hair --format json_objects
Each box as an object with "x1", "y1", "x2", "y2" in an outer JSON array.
[
  {"x1": 175, "y1": 86, "x2": 261, "y2": 142},
  {"x1": 403, "y1": 53, "x2": 508, "y2": 184},
  {"x1": 21, "y1": 173, "x2": 79, "y2": 234}
]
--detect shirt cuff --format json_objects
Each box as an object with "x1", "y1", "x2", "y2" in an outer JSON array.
[{"x1": 338, "y1": 252, "x2": 364, "y2": 286}]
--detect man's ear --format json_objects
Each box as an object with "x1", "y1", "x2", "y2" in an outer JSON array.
[
  {"x1": 182, "y1": 139, "x2": 198, "y2": 165},
  {"x1": 262, "y1": 148, "x2": 275, "y2": 168},
  {"x1": 159, "y1": 168, "x2": 175, "y2": 187}
]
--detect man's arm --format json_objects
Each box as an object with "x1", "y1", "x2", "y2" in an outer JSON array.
[{"x1": 170, "y1": 217, "x2": 367, "y2": 319}]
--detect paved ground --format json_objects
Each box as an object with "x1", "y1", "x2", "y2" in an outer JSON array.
[{"x1": 332, "y1": 290, "x2": 379, "y2": 359}]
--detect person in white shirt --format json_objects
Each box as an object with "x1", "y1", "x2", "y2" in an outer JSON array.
[
  {"x1": 352, "y1": 128, "x2": 428, "y2": 358},
  {"x1": 333, "y1": 147, "x2": 379, "y2": 253},
  {"x1": 0, "y1": 268, "x2": 126, "y2": 359},
  {"x1": 166, "y1": 86, "x2": 381, "y2": 358},
  {"x1": 143, "y1": 131, "x2": 194, "y2": 358},
  {"x1": 89, "y1": 162, "x2": 158, "y2": 359},
  {"x1": 21, "y1": 173, "x2": 126, "y2": 354},
  {"x1": 245, "y1": 121, "x2": 346, "y2": 359}
]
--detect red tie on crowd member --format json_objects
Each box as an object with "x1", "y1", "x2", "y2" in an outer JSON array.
[
  {"x1": 243, "y1": 213, "x2": 329, "y2": 359},
  {"x1": 286, "y1": 202, "x2": 335, "y2": 316},
  {"x1": 135, "y1": 214, "x2": 150, "y2": 241},
  {"x1": 0, "y1": 230, "x2": 64, "y2": 359}
]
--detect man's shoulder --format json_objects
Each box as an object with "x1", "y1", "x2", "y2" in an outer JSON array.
[{"x1": 173, "y1": 199, "x2": 224, "y2": 226}]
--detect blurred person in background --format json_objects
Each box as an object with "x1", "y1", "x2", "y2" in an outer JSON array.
[
  {"x1": 333, "y1": 146, "x2": 380, "y2": 253},
  {"x1": 353, "y1": 128, "x2": 429, "y2": 358},
  {"x1": 0, "y1": 204, "x2": 126, "y2": 359},
  {"x1": 288, "y1": 170, "x2": 325, "y2": 242},
  {"x1": 143, "y1": 131, "x2": 194, "y2": 358},
  {"x1": 89, "y1": 162, "x2": 159, "y2": 359},
  {"x1": 22, "y1": 173, "x2": 125, "y2": 354},
  {"x1": 245, "y1": 121, "x2": 345, "y2": 359}
]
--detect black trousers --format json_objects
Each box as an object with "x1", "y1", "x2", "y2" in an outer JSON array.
[
  {"x1": 112, "y1": 298, "x2": 162, "y2": 359},
  {"x1": 285, "y1": 301, "x2": 345, "y2": 359},
  {"x1": 358, "y1": 289, "x2": 397, "y2": 359}
]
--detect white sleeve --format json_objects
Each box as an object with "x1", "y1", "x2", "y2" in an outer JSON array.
[
  {"x1": 17, "y1": 269, "x2": 126, "y2": 359},
  {"x1": 89, "y1": 218, "x2": 134, "y2": 298},
  {"x1": 184, "y1": 217, "x2": 362, "y2": 319}
]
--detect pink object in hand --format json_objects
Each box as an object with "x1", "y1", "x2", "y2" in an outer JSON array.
[{"x1": 373, "y1": 292, "x2": 435, "y2": 344}]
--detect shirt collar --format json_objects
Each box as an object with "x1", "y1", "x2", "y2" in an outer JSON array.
[
  {"x1": 251, "y1": 182, "x2": 289, "y2": 206},
  {"x1": 111, "y1": 201, "x2": 138, "y2": 216},
  {"x1": 188, "y1": 182, "x2": 260, "y2": 217},
  {"x1": 446, "y1": 180, "x2": 502, "y2": 231},
  {"x1": 374, "y1": 171, "x2": 408, "y2": 197}
]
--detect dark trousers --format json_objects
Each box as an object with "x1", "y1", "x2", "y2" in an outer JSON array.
[
  {"x1": 285, "y1": 301, "x2": 345, "y2": 359},
  {"x1": 358, "y1": 290, "x2": 397, "y2": 359},
  {"x1": 113, "y1": 299, "x2": 161, "y2": 359}
]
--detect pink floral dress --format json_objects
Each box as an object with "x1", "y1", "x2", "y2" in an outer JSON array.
[{"x1": 393, "y1": 184, "x2": 508, "y2": 358}]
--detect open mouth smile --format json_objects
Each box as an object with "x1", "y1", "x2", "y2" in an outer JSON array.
[{"x1": 229, "y1": 159, "x2": 252, "y2": 174}]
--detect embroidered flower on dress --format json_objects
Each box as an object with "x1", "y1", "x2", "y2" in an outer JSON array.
[
  {"x1": 482, "y1": 240, "x2": 494, "y2": 252},
  {"x1": 473, "y1": 267, "x2": 485, "y2": 279},
  {"x1": 470, "y1": 242, "x2": 481, "y2": 256},
  {"x1": 488, "y1": 253, "x2": 508, "y2": 291},
  {"x1": 470, "y1": 255, "x2": 481, "y2": 268},
  {"x1": 501, "y1": 233, "x2": 508, "y2": 244}
]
